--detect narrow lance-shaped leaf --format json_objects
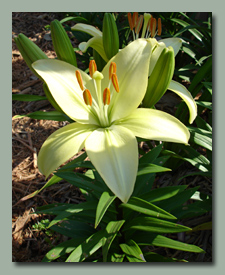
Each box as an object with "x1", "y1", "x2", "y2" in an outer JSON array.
[
  {"x1": 95, "y1": 191, "x2": 116, "y2": 228},
  {"x1": 102, "y1": 220, "x2": 125, "y2": 262},
  {"x1": 120, "y1": 240, "x2": 146, "y2": 262},
  {"x1": 120, "y1": 197, "x2": 177, "y2": 220}
]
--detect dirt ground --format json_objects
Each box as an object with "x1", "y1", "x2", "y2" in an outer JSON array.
[{"x1": 12, "y1": 12, "x2": 212, "y2": 262}]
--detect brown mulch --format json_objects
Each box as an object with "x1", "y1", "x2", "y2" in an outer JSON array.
[{"x1": 12, "y1": 12, "x2": 212, "y2": 262}]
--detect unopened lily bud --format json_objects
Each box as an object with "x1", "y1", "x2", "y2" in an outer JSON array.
[
  {"x1": 50, "y1": 20, "x2": 77, "y2": 67},
  {"x1": 143, "y1": 46, "x2": 175, "y2": 108},
  {"x1": 14, "y1": 33, "x2": 48, "y2": 77},
  {"x1": 102, "y1": 13, "x2": 119, "y2": 60}
]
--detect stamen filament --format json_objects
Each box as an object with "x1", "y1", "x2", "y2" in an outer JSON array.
[{"x1": 75, "y1": 70, "x2": 85, "y2": 91}]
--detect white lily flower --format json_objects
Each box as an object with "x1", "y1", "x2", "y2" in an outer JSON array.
[
  {"x1": 71, "y1": 22, "x2": 196, "y2": 123},
  {"x1": 32, "y1": 39, "x2": 190, "y2": 203}
]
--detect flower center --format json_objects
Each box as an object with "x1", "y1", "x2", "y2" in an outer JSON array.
[{"x1": 75, "y1": 60, "x2": 120, "y2": 127}]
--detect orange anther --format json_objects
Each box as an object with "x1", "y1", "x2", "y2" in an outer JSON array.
[
  {"x1": 109, "y1": 62, "x2": 117, "y2": 79},
  {"x1": 103, "y1": 88, "x2": 111, "y2": 105},
  {"x1": 75, "y1": 70, "x2": 84, "y2": 90},
  {"x1": 135, "y1": 15, "x2": 143, "y2": 34},
  {"x1": 150, "y1": 17, "x2": 156, "y2": 38},
  {"x1": 158, "y1": 18, "x2": 162, "y2": 36},
  {"x1": 111, "y1": 73, "x2": 119, "y2": 93},
  {"x1": 127, "y1": 13, "x2": 134, "y2": 30},
  {"x1": 89, "y1": 60, "x2": 97, "y2": 78},
  {"x1": 133, "y1": 12, "x2": 139, "y2": 28},
  {"x1": 83, "y1": 89, "x2": 92, "y2": 106}
]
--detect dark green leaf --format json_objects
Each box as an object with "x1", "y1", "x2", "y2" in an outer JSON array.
[
  {"x1": 95, "y1": 192, "x2": 116, "y2": 228},
  {"x1": 120, "y1": 197, "x2": 176, "y2": 220},
  {"x1": 102, "y1": 220, "x2": 125, "y2": 262},
  {"x1": 13, "y1": 111, "x2": 68, "y2": 121},
  {"x1": 123, "y1": 216, "x2": 191, "y2": 234},
  {"x1": 120, "y1": 240, "x2": 145, "y2": 262},
  {"x1": 134, "y1": 233, "x2": 204, "y2": 253},
  {"x1": 12, "y1": 94, "x2": 47, "y2": 101}
]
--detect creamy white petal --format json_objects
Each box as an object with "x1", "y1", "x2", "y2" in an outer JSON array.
[
  {"x1": 158, "y1": 37, "x2": 182, "y2": 57},
  {"x1": 37, "y1": 122, "x2": 98, "y2": 178},
  {"x1": 168, "y1": 80, "x2": 197, "y2": 124},
  {"x1": 79, "y1": 36, "x2": 108, "y2": 62},
  {"x1": 101, "y1": 38, "x2": 155, "y2": 123},
  {"x1": 118, "y1": 108, "x2": 190, "y2": 144},
  {"x1": 32, "y1": 59, "x2": 99, "y2": 125},
  {"x1": 85, "y1": 125, "x2": 138, "y2": 203},
  {"x1": 71, "y1": 23, "x2": 102, "y2": 37}
]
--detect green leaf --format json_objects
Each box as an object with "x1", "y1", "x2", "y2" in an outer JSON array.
[
  {"x1": 110, "y1": 253, "x2": 125, "y2": 262},
  {"x1": 195, "y1": 115, "x2": 212, "y2": 131},
  {"x1": 102, "y1": 220, "x2": 125, "y2": 262},
  {"x1": 42, "y1": 237, "x2": 86, "y2": 262},
  {"x1": 13, "y1": 111, "x2": 69, "y2": 121},
  {"x1": 12, "y1": 94, "x2": 47, "y2": 101},
  {"x1": 133, "y1": 233, "x2": 205, "y2": 253},
  {"x1": 162, "y1": 147, "x2": 211, "y2": 172},
  {"x1": 140, "y1": 185, "x2": 187, "y2": 202},
  {"x1": 156, "y1": 186, "x2": 200, "y2": 212},
  {"x1": 123, "y1": 216, "x2": 191, "y2": 234},
  {"x1": 55, "y1": 171, "x2": 103, "y2": 195},
  {"x1": 171, "y1": 18, "x2": 204, "y2": 41},
  {"x1": 196, "y1": 101, "x2": 212, "y2": 110},
  {"x1": 95, "y1": 192, "x2": 116, "y2": 228},
  {"x1": 47, "y1": 201, "x2": 98, "y2": 228},
  {"x1": 120, "y1": 197, "x2": 176, "y2": 220},
  {"x1": 65, "y1": 230, "x2": 106, "y2": 262},
  {"x1": 120, "y1": 240, "x2": 145, "y2": 262},
  {"x1": 51, "y1": 219, "x2": 95, "y2": 239},
  {"x1": 144, "y1": 252, "x2": 187, "y2": 262},
  {"x1": 18, "y1": 152, "x2": 87, "y2": 202},
  {"x1": 137, "y1": 163, "x2": 171, "y2": 176},
  {"x1": 187, "y1": 127, "x2": 212, "y2": 151},
  {"x1": 139, "y1": 143, "x2": 163, "y2": 164}
]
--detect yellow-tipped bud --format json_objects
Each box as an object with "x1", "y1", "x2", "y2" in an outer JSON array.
[
  {"x1": 83, "y1": 89, "x2": 92, "y2": 106},
  {"x1": 109, "y1": 62, "x2": 117, "y2": 79},
  {"x1": 111, "y1": 73, "x2": 119, "y2": 93},
  {"x1": 103, "y1": 88, "x2": 111, "y2": 105},
  {"x1": 89, "y1": 60, "x2": 97, "y2": 78},
  {"x1": 75, "y1": 70, "x2": 84, "y2": 90}
]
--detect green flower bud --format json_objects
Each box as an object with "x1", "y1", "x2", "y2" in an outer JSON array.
[
  {"x1": 102, "y1": 13, "x2": 119, "y2": 60},
  {"x1": 142, "y1": 46, "x2": 175, "y2": 108},
  {"x1": 50, "y1": 19, "x2": 77, "y2": 67},
  {"x1": 14, "y1": 33, "x2": 48, "y2": 77}
]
